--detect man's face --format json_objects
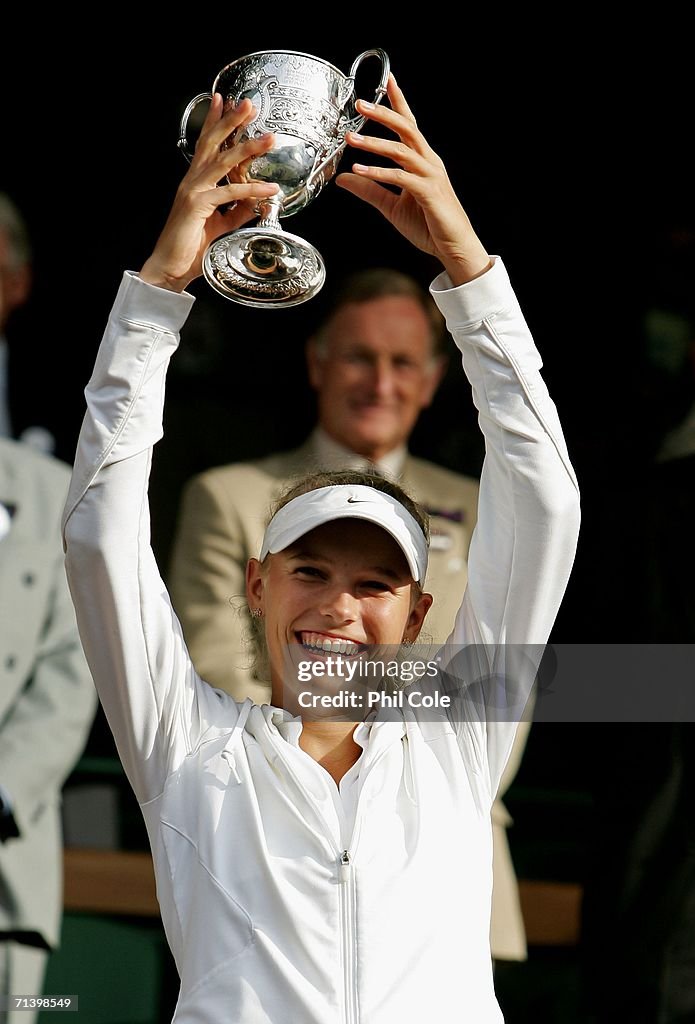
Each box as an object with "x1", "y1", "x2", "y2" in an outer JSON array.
[{"x1": 306, "y1": 295, "x2": 445, "y2": 461}]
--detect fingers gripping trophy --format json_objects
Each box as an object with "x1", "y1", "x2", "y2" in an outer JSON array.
[{"x1": 178, "y1": 49, "x2": 390, "y2": 308}]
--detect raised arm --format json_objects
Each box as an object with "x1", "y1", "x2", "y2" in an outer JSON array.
[
  {"x1": 338, "y1": 76, "x2": 581, "y2": 789},
  {"x1": 61, "y1": 97, "x2": 281, "y2": 803}
]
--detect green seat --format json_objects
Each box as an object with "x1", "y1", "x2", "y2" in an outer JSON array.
[{"x1": 39, "y1": 912, "x2": 175, "y2": 1024}]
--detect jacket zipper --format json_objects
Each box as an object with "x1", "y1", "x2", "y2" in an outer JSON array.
[
  {"x1": 335, "y1": 728, "x2": 408, "y2": 1024},
  {"x1": 339, "y1": 850, "x2": 358, "y2": 1024},
  {"x1": 266, "y1": 742, "x2": 360, "y2": 1022},
  {"x1": 267, "y1": 729, "x2": 400, "y2": 1024}
]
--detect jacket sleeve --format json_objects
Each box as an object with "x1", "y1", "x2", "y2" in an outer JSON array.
[
  {"x1": 168, "y1": 472, "x2": 271, "y2": 704},
  {"x1": 61, "y1": 272, "x2": 233, "y2": 804},
  {"x1": 0, "y1": 530, "x2": 97, "y2": 837},
  {"x1": 431, "y1": 258, "x2": 581, "y2": 797}
]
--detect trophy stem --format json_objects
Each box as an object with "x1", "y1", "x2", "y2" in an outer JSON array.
[{"x1": 257, "y1": 197, "x2": 282, "y2": 229}]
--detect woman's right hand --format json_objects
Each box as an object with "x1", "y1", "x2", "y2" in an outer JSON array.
[
  {"x1": 139, "y1": 94, "x2": 280, "y2": 292},
  {"x1": 337, "y1": 75, "x2": 491, "y2": 286}
]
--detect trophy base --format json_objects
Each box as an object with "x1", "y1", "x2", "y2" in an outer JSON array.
[{"x1": 202, "y1": 227, "x2": 326, "y2": 308}]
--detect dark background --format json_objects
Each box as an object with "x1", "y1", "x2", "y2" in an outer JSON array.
[
  {"x1": 3, "y1": 23, "x2": 692, "y2": 587},
  {"x1": 5, "y1": 22, "x2": 695, "y2": 1023},
  {"x1": 1, "y1": 25, "x2": 690, "y2": 458}
]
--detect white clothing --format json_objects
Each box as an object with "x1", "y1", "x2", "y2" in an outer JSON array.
[
  {"x1": 0, "y1": 940, "x2": 48, "y2": 1024},
  {"x1": 62, "y1": 258, "x2": 580, "y2": 1023}
]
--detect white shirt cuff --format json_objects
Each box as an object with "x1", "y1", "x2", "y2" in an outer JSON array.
[{"x1": 429, "y1": 257, "x2": 516, "y2": 326}]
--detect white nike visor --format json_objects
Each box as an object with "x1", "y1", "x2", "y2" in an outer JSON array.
[{"x1": 259, "y1": 484, "x2": 429, "y2": 586}]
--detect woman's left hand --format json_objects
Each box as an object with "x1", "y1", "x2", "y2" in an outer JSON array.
[{"x1": 336, "y1": 75, "x2": 492, "y2": 286}]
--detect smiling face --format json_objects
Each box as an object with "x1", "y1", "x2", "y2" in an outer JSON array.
[
  {"x1": 246, "y1": 518, "x2": 432, "y2": 707},
  {"x1": 306, "y1": 296, "x2": 446, "y2": 462}
]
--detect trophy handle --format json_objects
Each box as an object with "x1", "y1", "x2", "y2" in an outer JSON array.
[
  {"x1": 343, "y1": 48, "x2": 390, "y2": 132},
  {"x1": 305, "y1": 49, "x2": 390, "y2": 192},
  {"x1": 177, "y1": 92, "x2": 213, "y2": 162}
]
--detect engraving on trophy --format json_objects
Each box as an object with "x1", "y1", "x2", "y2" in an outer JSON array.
[{"x1": 260, "y1": 86, "x2": 339, "y2": 151}]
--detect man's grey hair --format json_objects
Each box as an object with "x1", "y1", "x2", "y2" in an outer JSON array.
[
  {"x1": 310, "y1": 267, "x2": 448, "y2": 360},
  {"x1": 0, "y1": 193, "x2": 32, "y2": 270}
]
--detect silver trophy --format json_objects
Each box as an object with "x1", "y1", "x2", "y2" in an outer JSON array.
[{"x1": 178, "y1": 49, "x2": 390, "y2": 308}]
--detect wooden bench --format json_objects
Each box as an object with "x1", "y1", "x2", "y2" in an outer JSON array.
[{"x1": 63, "y1": 848, "x2": 582, "y2": 946}]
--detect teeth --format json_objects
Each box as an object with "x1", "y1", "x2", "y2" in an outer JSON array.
[{"x1": 300, "y1": 632, "x2": 361, "y2": 656}]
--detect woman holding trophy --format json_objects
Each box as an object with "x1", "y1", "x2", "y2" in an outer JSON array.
[{"x1": 62, "y1": 70, "x2": 580, "y2": 1023}]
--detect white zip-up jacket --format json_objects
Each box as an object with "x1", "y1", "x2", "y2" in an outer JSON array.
[{"x1": 62, "y1": 258, "x2": 580, "y2": 1023}]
